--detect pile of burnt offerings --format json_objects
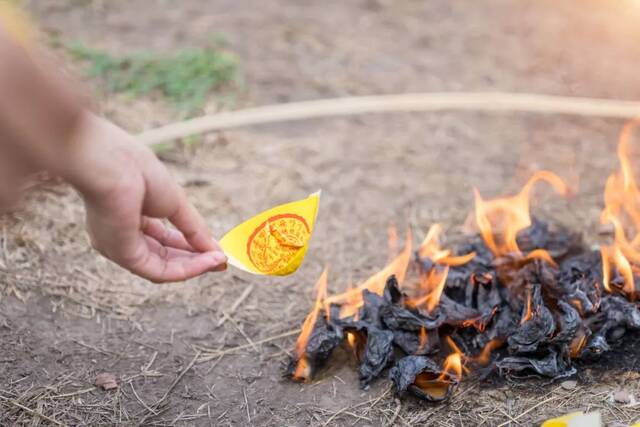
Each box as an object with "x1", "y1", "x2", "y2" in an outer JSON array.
[
  {"x1": 286, "y1": 122, "x2": 640, "y2": 401},
  {"x1": 286, "y1": 219, "x2": 640, "y2": 402}
]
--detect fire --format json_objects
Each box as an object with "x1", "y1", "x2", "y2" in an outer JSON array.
[
  {"x1": 472, "y1": 339, "x2": 504, "y2": 366},
  {"x1": 325, "y1": 229, "x2": 413, "y2": 318},
  {"x1": 600, "y1": 120, "x2": 640, "y2": 299},
  {"x1": 441, "y1": 337, "x2": 467, "y2": 380},
  {"x1": 520, "y1": 288, "x2": 533, "y2": 325},
  {"x1": 408, "y1": 223, "x2": 478, "y2": 314},
  {"x1": 613, "y1": 246, "x2": 634, "y2": 296},
  {"x1": 411, "y1": 337, "x2": 466, "y2": 401},
  {"x1": 600, "y1": 247, "x2": 612, "y2": 293},
  {"x1": 524, "y1": 249, "x2": 557, "y2": 268},
  {"x1": 441, "y1": 352, "x2": 463, "y2": 381},
  {"x1": 473, "y1": 171, "x2": 569, "y2": 260},
  {"x1": 460, "y1": 306, "x2": 497, "y2": 333},
  {"x1": 346, "y1": 331, "x2": 356, "y2": 348},
  {"x1": 419, "y1": 224, "x2": 476, "y2": 266},
  {"x1": 407, "y1": 265, "x2": 450, "y2": 313},
  {"x1": 416, "y1": 327, "x2": 428, "y2": 354},
  {"x1": 569, "y1": 333, "x2": 587, "y2": 359},
  {"x1": 345, "y1": 330, "x2": 365, "y2": 361},
  {"x1": 293, "y1": 267, "x2": 329, "y2": 380}
]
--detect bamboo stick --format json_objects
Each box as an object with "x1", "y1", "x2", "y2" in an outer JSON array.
[{"x1": 138, "y1": 92, "x2": 640, "y2": 147}]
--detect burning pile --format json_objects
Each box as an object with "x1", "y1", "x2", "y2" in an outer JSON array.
[{"x1": 286, "y1": 121, "x2": 640, "y2": 402}]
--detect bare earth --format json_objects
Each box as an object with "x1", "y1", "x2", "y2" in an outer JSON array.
[{"x1": 2, "y1": 0, "x2": 640, "y2": 425}]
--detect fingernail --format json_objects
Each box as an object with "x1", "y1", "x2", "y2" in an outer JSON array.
[
  {"x1": 212, "y1": 262, "x2": 227, "y2": 272},
  {"x1": 211, "y1": 251, "x2": 227, "y2": 265}
]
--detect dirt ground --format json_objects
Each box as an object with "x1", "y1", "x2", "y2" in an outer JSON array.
[{"x1": 3, "y1": 0, "x2": 640, "y2": 425}]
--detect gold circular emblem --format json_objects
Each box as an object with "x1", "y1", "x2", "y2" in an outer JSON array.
[{"x1": 247, "y1": 214, "x2": 311, "y2": 274}]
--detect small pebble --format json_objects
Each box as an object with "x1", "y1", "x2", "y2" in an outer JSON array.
[
  {"x1": 95, "y1": 372, "x2": 118, "y2": 391},
  {"x1": 561, "y1": 380, "x2": 577, "y2": 390},
  {"x1": 614, "y1": 389, "x2": 631, "y2": 404}
]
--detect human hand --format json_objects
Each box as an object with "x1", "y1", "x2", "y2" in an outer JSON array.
[{"x1": 63, "y1": 113, "x2": 227, "y2": 282}]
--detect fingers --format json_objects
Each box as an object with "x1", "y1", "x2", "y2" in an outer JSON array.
[
  {"x1": 127, "y1": 235, "x2": 227, "y2": 283},
  {"x1": 141, "y1": 217, "x2": 193, "y2": 251},
  {"x1": 139, "y1": 154, "x2": 224, "y2": 256},
  {"x1": 141, "y1": 217, "x2": 228, "y2": 277},
  {"x1": 168, "y1": 192, "x2": 224, "y2": 254},
  {"x1": 138, "y1": 250, "x2": 227, "y2": 283}
]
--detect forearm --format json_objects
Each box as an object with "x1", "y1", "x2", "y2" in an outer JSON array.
[{"x1": 0, "y1": 23, "x2": 84, "y2": 177}]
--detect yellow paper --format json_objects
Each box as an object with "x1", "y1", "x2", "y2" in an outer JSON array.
[
  {"x1": 541, "y1": 412, "x2": 583, "y2": 427},
  {"x1": 541, "y1": 411, "x2": 602, "y2": 427},
  {"x1": 0, "y1": 1, "x2": 33, "y2": 47},
  {"x1": 220, "y1": 191, "x2": 320, "y2": 276}
]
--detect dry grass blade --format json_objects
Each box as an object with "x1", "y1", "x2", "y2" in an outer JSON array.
[
  {"x1": 196, "y1": 329, "x2": 299, "y2": 363},
  {"x1": 0, "y1": 395, "x2": 68, "y2": 426},
  {"x1": 497, "y1": 387, "x2": 569, "y2": 427},
  {"x1": 136, "y1": 352, "x2": 201, "y2": 426},
  {"x1": 217, "y1": 284, "x2": 255, "y2": 327},
  {"x1": 321, "y1": 387, "x2": 392, "y2": 426}
]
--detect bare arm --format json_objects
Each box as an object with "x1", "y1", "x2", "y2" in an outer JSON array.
[{"x1": 0, "y1": 23, "x2": 227, "y2": 282}]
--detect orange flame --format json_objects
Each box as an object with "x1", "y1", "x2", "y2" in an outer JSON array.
[
  {"x1": 326, "y1": 229, "x2": 413, "y2": 318},
  {"x1": 419, "y1": 224, "x2": 476, "y2": 266},
  {"x1": 600, "y1": 120, "x2": 640, "y2": 299},
  {"x1": 441, "y1": 352, "x2": 462, "y2": 380},
  {"x1": 346, "y1": 331, "x2": 356, "y2": 348},
  {"x1": 600, "y1": 247, "x2": 612, "y2": 293},
  {"x1": 416, "y1": 327, "x2": 428, "y2": 354},
  {"x1": 460, "y1": 306, "x2": 498, "y2": 333},
  {"x1": 520, "y1": 288, "x2": 533, "y2": 325},
  {"x1": 473, "y1": 171, "x2": 569, "y2": 260},
  {"x1": 570, "y1": 298, "x2": 584, "y2": 316},
  {"x1": 472, "y1": 339, "x2": 504, "y2": 366},
  {"x1": 407, "y1": 266, "x2": 450, "y2": 313},
  {"x1": 524, "y1": 249, "x2": 558, "y2": 268},
  {"x1": 441, "y1": 337, "x2": 467, "y2": 380},
  {"x1": 569, "y1": 333, "x2": 587, "y2": 359},
  {"x1": 293, "y1": 267, "x2": 329, "y2": 380}
]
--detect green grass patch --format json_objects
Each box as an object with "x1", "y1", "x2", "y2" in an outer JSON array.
[{"x1": 67, "y1": 42, "x2": 239, "y2": 116}]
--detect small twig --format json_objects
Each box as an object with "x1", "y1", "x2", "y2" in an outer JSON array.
[
  {"x1": 362, "y1": 386, "x2": 393, "y2": 415},
  {"x1": 0, "y1": 395, "x2": 67, "y2": 426},
  {"x1": 217, "y1": 284, "x2": 255, "y2": 327},
  {"x1": 322, "y1": 387, "x2": 392, "y2": 426},
  {"x1": 228, "y1": 317, "x2": 259, "y2": 353},
  {"x1": 496, "y1": 407, "x2": 521, "y2": 426},
  {"x1": 158, "y1": 351, "x2": 201, "y2": 406},
  {"x1": 204, "y1": 355, "x2": 224, "y2": 375},
  {"x1": 49, "y1": 387, "x2": 95, "y2": 399},
  {"x1": 196, "y1": 329, "x2": 299, "y2": 363},
  {"x1": 322, "y1": 405, "x2": 354, "y2": 426},
  {"x1": 243, "y1": 387, "x2": 251, "y2": 425},
  {"x1": 497, "y1": 387, "x2": 568, "y2": 427},
  {"x1": 136, "y1": 352, "x2": 201, "y2": 426},
  {"x1": 72, "y1": 339, "x2": 114, "y2": 356},
  {"x1": 216, "y1": 408, "x2": 230, "y2": 421},
  {"x1": 143, "y1": 351, "x2": 158, "y2": 372},
  {"x1": 130, "y1": 382, "x2": 157, "y2": 415},
  {"x1": 384, "y1": 399, "x2": 402, "y2": 427}
]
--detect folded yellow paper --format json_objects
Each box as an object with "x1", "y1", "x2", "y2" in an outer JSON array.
[
  {"x1": 219, "y1": 191, "x2": 321, "y2": 276},
  {"x1": 0, "y1": 1, "x2": 33, "y2": 47},
  {"x1": 541, "y1": 411, "x2": 601, "y2": 427}
]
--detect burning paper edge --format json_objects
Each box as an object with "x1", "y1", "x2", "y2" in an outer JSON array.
[{"x1": 220, "y1": 190, "x2": 321, "y2": 276}]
